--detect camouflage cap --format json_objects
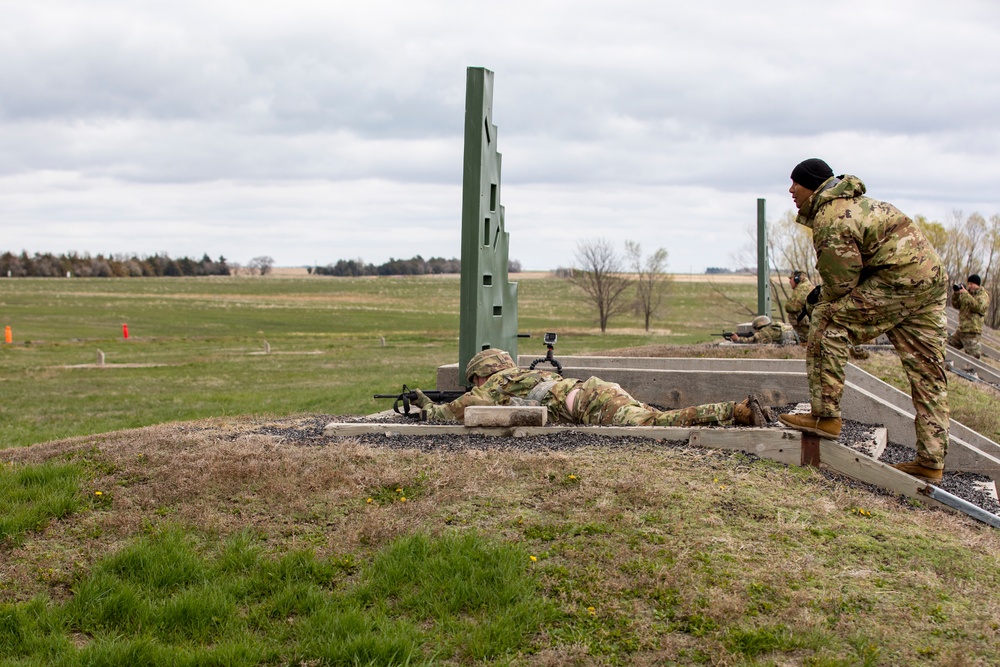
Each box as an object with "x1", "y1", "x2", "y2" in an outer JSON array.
[
  {"x1": 465, "y1": 348, "x2": 517, "y2": 383},
  {"x1": 751, "y1": 315, "x2": 772, "y2": 330}
]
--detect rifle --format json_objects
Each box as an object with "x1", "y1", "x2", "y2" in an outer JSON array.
[
  {"x1": 373, "y1": 384, "x2": 468, "y2": 418},
  {"x1": 712, "y1": 331, "x2": 754, "y2": 339}
]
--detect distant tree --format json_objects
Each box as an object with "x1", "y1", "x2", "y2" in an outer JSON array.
[
  {"x1": 569, "y1": 238, "x2": 632, "y2": 332},
  {"x1": 625, "y1": 241, "x2": 669, "y2": 332},
  {"x1": 508, "y1": 259, "x2": 522, "y2": 273},
  {"x1": 915, "y1": 215, "x2": 947, "y2": 258},
  {"x1": 248, "y1": 256, "x2": 275, "y2": 276}
]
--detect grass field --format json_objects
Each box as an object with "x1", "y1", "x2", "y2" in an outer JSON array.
[
  {"x1": 2, "y1": 274, "x2": 1000, "y2": 666},
  {"x1": 0, "y1": 274, "x2": 759, "y2": 449}
]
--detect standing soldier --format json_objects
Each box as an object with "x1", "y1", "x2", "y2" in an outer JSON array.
[
  {"x1": 784, "y1": 270, "x2": 813, "y2": 343},
  {"x1": 416, "y1": 348, "x2": 773, "y2": 427},
  {"x1": 778, "y1": 158, "x2": 949, "y2": 482},
  {"x1": 948, "y1": 274, "x2": 990, "y2": 359}
]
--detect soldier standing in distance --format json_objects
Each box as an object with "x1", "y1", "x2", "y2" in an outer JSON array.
[
  {"x1": 778, "y1": 158, "x2": 950, "y2": 482},
  {"x1": 784, "y1": 270, "x2": 813, "y2": 343},
  {"x1": 948, "y1": 274, "x2": 990, "y2": 360},
  {"x1": 415, "y1": 349, "x2": 772, "y2": 428}
]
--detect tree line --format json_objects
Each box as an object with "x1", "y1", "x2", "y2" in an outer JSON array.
[
  {"x1": 0, "y1": 252, "x2": 230, "y2": 277},
  {"x1": 0, "y1": 251, "x2": 528, "y2": 278},
  {"x1": 309, "y1": 256, "x2": 523, "y2": 276}
]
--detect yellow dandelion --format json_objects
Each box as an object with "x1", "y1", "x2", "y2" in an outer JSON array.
[
  {"x1": 396, "y1": 487, "x2": 402, "y2": 493},
  {"x1": 366, "y1": 498, "x2": 373, "y2": 503},
  {"x1": 588, "y1": 606, "x2": 596, "y2": 615},
  {"x1": 530, "y1": 555, "x2": 537, "y2": 562},
  {"x1": 400, "y1": 497, "x2": 407, "y2": 502},
  {"x1": 94, "y1": 491, "x2": 103, "y2": 496},
  {"x1": 568, "y1": 474, "x2": 577, "y2": 480}
]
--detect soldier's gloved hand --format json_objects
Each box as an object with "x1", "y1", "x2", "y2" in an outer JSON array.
[
  {"x1": 806, "y1": 285, "x2": 822, "y2": 305},
  {"x1": 413, "y1": 389, "x2": 433, "y2": 409}
]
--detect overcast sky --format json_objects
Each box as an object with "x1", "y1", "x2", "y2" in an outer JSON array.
[{"x1": 3, "y1": 0, "x2": 999, "y2": 272}]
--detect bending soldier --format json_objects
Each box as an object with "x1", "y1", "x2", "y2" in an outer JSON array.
[
  {"x1": 416, "y1": 349, "x2": 772, "y2": 428},
  {"x1": 729, "y1": 315, "x2": 797, "y2": 345},
  {"x1": 779, "y1": 158, "x2": 949, "y2": 482},
  {"x1": 948, "y1": 274, "x2": 990, "y2": 359}
]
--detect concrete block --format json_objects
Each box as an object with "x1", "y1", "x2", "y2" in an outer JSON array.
[{"x1": 464, "y1": 406, "x2": 547, "y2": 428}]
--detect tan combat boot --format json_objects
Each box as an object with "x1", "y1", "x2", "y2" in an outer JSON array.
[
  {"x1": 733, "y1": 395, "x2": 774, "y2": 427},
  {"x1": 891, "y1": 460, "x2": 943, "y2": 482},
  {"x1": 778, "y1": 413, "x2": 842, "y2": 439}
]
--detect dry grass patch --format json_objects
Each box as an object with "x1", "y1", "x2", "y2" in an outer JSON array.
[{"x1": 3, "y1": 418, "x2": 1000, "y2": 663}]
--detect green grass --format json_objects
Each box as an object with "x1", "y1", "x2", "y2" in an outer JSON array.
[
  {"x1": 2, "y1": 414, "x2": 999, "y2": 664},
  {"x1": 0, "y1": 462, "x2": 82, "y2": 546},
  {"x1": 0, "y1": 275, "x2": 758, "y2": 448},
  {"x1": 4, "y1": 274, "x2": 1000, "y2": 665},
  {"x1": 0, "y1": 527, "x2": 553, "y2": 666}
]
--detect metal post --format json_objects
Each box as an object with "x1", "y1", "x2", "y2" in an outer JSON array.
[{"x1": 757, "y1": 198, "x2": 771, "y2": 317}]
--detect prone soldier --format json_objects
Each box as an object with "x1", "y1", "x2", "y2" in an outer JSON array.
[
  {"x1": 415, "y1": 349, "x2": 773, "y2": 428},
  {"x1": 729, "y1": 315, "x2": 798, "y2": 345}
]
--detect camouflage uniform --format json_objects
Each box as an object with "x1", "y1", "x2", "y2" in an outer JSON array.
[
  {"x1": 784, "y1": 277, "x2": 814, "y2": 342},
  {"x1": 797, "y1": 175, "x2": 949, "y2": 468},
  {"x1": 732, "y1": 321, "x2": 798, "y2": 345},
  {"x1": 423, "y1": 367, "x2": 736, "y2": 427},
  {"x1": 948, "y1": 287, "x2": 990, "y2": 359}
]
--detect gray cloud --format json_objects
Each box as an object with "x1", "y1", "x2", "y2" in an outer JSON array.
[{"x1": 2, "y1": 0, "x2": 1000, "y2": 272}]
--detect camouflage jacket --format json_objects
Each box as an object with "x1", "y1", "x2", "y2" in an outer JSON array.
[
  {"x1": 784, "y1": 278, "x2": 814, "y2": 323},
  {"x1": 955, "y1": 287, "x2": 990, "y2": 334},
  {"x1": 796, "y1": 175, "x2": 947, "y2": 303},
  {"x1": 733, "y1": 321, "x2": 796, "y2": 345},
  {"x1": 423, "y1": 368, "x2": 582, "y2": 423}
]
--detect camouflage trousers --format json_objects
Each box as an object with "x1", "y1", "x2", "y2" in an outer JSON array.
[
  {"x1": 567, "y1": 376, "x2": 735, "y2": 427},
  {"x1": 947, "y1": 330, "x2": 982, "y2": 359},
  {"x1": 808, "y1": 281, "x2": 949, "y2": 468}
]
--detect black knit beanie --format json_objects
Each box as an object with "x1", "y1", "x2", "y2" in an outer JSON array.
[
  {"x1": 968, "y1": 274, "x2": 982, "y2": 286},
  {"x1": 790, "y1": 158, "x2": 834, "y2": 191}
]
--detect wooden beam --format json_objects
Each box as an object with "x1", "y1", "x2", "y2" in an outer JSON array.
[
  {"x1": 818, "y1": 439, "x2": 952, "y2": 512},
  {"x1": 689, "y1": 429, "x2": 802, "y2": 466}
]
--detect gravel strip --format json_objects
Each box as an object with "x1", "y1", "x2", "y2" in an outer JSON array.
[{"x1": 250, "y1": 412, "x2": 1000, "y2": 520}]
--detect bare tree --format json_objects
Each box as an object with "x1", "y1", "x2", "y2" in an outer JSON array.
[
  {"x1": 986, "y1": 214, "x2": 1000, "y2": 328},
  {"x1": 569, "y1": 239, "x2": 632, "y2": 332},
  {"x1": 625, "y1": 241, "x2": 669, "y2": 331},
  {"x1": 248, "y1": 256, "x2": 275, "y2": 276}
]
